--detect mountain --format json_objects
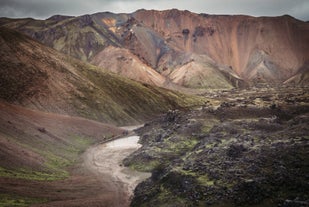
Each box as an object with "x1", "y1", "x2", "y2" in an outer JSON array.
[
  {"x1": 1, "y1": 9, "x2": 308, "y2": 88},
  {"x1": 133, "y1": 10, "x2": 309, "y2": 84},
  {"x1": 0, "y1": 27, "x2": 200, "y2": 126}
]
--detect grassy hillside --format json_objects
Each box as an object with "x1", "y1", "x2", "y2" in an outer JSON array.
[
  {"x1": 0, "y1": 101, "x2": 123, "y2": 179},
  {"x1": 0, "y1": 28, "x2": 203, "y2": 126},
  {"x1": 0, "y1": 101, "x2": 125, "y2": 206}
]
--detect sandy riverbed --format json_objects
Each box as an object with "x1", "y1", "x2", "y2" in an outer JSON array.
[{"x1": 82, "y1": 126, "x2": 150, "y2": 207}]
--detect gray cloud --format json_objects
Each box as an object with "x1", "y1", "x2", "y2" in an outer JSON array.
[{"x1": 0, "y1": 0, "x2": 308, "y2": 21}]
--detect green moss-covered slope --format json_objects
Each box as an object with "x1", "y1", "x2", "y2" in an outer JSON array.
[{"x1": 0, "y1": 28, "x2": 203, "y2": 126}]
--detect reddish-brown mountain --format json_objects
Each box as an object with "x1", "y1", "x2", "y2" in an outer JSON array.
[
  {"x1": 133, "y1": 10, "x2": 309, "y2": 83},
  {"x1": 2, "y1": 9, "x2": 308, "y2": 88}
]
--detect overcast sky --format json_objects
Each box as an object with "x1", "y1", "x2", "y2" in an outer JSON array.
[{"x1": 0, "y1": 0, "x2": 308, "y2": 21}]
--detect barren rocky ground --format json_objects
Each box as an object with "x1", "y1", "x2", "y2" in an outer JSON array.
[{"x1": 124, "y1": 86, "x2": 309, "y2": 207}]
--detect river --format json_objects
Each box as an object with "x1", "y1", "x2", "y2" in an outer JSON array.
[{"x1": 82, "y1": 126, "x2": 150, "y2": 207}]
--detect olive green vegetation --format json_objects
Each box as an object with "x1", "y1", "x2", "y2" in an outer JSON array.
[
  {"x1": 0, "y1": 167, "x2": 68, "y2": 181},
  {"x1": 66, "y1": 56, "x2": 205, "y2": 125},
  {"x1": 183, "y1": 66, "x2": 234, "y2": 89},
  {"x1": 2, "y1": 15, "x2": 120, "y2": 61},
  {"x1": 0, "y1": 133, "x2": 98, "y2": 206},
  {"x1": 129, "y1": 98, "x2": 309, "y2": 207},
  {"x1": 129, "y1": 160, "x2": 161, "y2": 172},
  {"x1": 126, "y1": 136, "x2": 199, "y2": 173},
  {"x1": 1, "y1": 28, "x2": 204, "y2": 126},
  {"x1": 126, "y1": 119, "x2": 215, "y2": 173},
  {"x1": 0, "y1": 134, "x2": 94, "y2": 181},
  {"x1": 0, "y1": 194, "x2": 47, "y2": 207}
]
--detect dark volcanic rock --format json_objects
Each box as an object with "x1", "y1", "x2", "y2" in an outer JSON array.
[{"x1": 127, "y1": 87, "x2": 309, "y2": 207}]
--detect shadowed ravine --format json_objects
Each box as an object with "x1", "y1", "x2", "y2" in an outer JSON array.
[{"x1": 82, "y1": 126, "x2": 150, "y2": 207}]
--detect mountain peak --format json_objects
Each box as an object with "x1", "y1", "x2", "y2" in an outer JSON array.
[{"x1": 46, "y1": 14, "x2": 74, "y2": 21}]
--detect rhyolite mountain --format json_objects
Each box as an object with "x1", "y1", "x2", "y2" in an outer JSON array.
[
  {"x1": 1, "y1": 9, "x2": 308, "y2": 89},
  {"x1": 0, "y1": 28, "x2": 200, "y2": 126}
]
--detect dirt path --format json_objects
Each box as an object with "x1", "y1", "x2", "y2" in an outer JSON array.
[{"x1": 82, "y1": 126, "x2": 150, "y2": 207}]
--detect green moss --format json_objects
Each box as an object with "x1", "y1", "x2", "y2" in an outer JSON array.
[
  {"x1": 156, "y1": 185, "x2": 187, "y2": 206},
  {"x1": 65, "y1": 56, "x2": 205, "y2": 125},
  {"x1": 0, "y1": 133, "x2": 98, "y2": 181},
  {"x1": 0, "y1": 167, "x2": 67, "y2": 181},
  {"x1": 201, "y1": 119, "x2": 219, "y2": 133},
  {"x1": 0, "y1": 194, "x2": 47, "y2": 207},
  {"x1": 164, "y1": 137, "x2": 198, "y2": 153},
  {"x1": 0, "y1": 139, "x2": 80, "y2": 181},
  {"x1": 197, "y1": 175, "x2": 215, "y2": 186},
  {"x1": 43, "y1": 153, "x2": 71, "y2": 174},
  {"x1": 129, "y1": 160, "x2": 160, "y2": 172},
  {"x1": 184, "y1": 66, "x2": 234, "y2": 89},
  {"x1": 70, "y1": 135, "x2": 94, "y2": 148},
  {"x1": 174, "y1": 167, "x2": 214, "y2": 186}
]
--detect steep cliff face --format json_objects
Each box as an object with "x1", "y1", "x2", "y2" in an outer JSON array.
[
  {"x1": 2, "y1": 9, "x2": 308, "y2": 88},
  {"x1": 133, "y1": 10, "x2": 309, "y2": 83}
]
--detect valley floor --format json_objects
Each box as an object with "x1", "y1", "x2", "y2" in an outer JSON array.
[
  {"x1": 0, "y1": 86, "x2": 308, "y2": 207},
  {"x1": 0, "y1": 125, "x2": 149, "y2": 207},
  {"x1": 81, "y1": 132, "x2": 150, "y2": 207}
]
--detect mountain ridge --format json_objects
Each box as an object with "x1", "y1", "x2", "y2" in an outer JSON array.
[{"x1": 1, "y1": 9, "x2": 308, "y2": 88}]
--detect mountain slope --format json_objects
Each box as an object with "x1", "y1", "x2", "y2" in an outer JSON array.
[
  {"x1": 0, "y1": 101, "x2": 124, "y2": 178},
  {"x1": 91, "y1": 46, "x2": 166, "y2": 86},
  {"x1": 0, "y1": 100, "x2": 128, "y2": 206},
  {"x1": 284, "y1": 62, "x2": 309, "y2": 86},
  {"x1": 0, "y1": 27, "x2": 201, "y2": 125},
  {"x1": 132, "y1": 10, "x2": 309, "y2": 83},
  {"x1": 2, "y1": 10, "x2": 307, "y2": 88},
  {"x1": 167, "y1": 54, "x2": 243, "y2": 89}
]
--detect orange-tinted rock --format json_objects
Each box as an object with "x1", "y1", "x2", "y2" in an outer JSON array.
[{"x1": 2, "y1": 9, "x2": 308, "y2": 88}]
